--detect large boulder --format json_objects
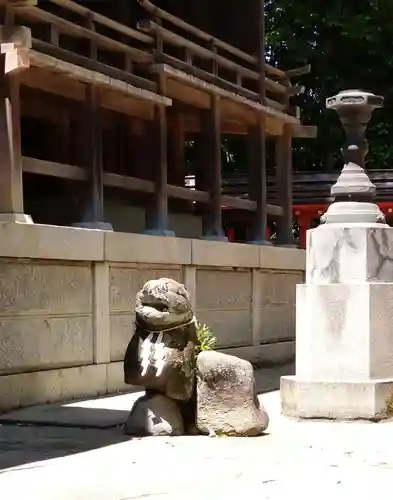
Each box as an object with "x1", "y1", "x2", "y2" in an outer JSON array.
[
  {"x1": 125, "y1": 393, "x2": 184, "y2": 436},
  {"x1": 124, "y1": 278, "x2": 196, "y2": 401},
  {"x1": 196, "y1": 351, "x2": 269, "y2": 436}
]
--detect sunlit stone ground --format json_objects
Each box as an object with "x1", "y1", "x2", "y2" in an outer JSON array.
[{"x1": 1, "y1": 364, "x2": 393, "y2": 499}]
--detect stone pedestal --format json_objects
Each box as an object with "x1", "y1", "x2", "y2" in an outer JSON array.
[
  {"x1": 281, "y1": 223, "x2": 393, "y2": 420},
  {"x1": 0, "y1": 213, "x2": 33, "y2": 224}
]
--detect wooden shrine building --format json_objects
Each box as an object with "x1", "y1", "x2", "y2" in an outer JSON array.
[
  {"x1": 0, "y1": 0, "x2": 316, "y2": 243},
  {"x1": 222, "y1": 170, "x2": 393, "y2": 247}
]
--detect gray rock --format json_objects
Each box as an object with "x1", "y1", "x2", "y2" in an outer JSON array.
[
  {"x1": 196, "y1": 351, "x2": 269, "y2": 436},
  {"x1": 125, "y1": 393, "x2": 185, "y2": 437},
  {"x1": 124, "y1": 278, "x2": 196, "y2": 401}
]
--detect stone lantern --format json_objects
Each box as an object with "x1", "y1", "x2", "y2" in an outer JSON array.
[
  {"x1": 322, "y1": 89, "x2": 385, "y2": 225},
  {"x1": 280, "y1": 90, "x2": 393, "y2": 420}
]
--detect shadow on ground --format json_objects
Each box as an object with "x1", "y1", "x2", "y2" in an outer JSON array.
[
  {"x1": 0, "y1": 411, "x2": 130, "y2": 470},
  {"x1": 0, "y1": 394, "x2": 135, "y2": 471},
  {"x1": 0, "y1": 363, "x2": 294, "y2": 471},
  {"x1": 254, "y1": 362, "x2": 294, "y2": 395}
]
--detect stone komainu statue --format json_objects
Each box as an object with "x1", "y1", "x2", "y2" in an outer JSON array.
[
  {"x1": 123, "y1": 277, "x2": 269, "y2": 437},
  {"x1": 124, "y1": 277, "x2": 196, "y2": 401},
  {"x1": 123, "y1": 278, "x2": 197, "y2": 435}
]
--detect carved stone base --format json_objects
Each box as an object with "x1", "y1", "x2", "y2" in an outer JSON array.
[
  {"x1": 281, "y1": 376, "x2": 393, "y2": 420},
  {"x1": 0, "y1": 213, "x2": 33, "y2": 224}
]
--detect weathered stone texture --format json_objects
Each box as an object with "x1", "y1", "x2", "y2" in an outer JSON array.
[
  {"x1": 196, "y1": 351, "x2": 269, "y2": 436},
  {"x1": 0, "y1": 316, "x2": 93, "y2": 373},
  {"x1": 125, "y1": 394, "x2": 185, "y2": 436},
  {"x1": 0, "y1": 262, "x2": 93, "y2": 373},
  {"x1": 196, "y1": 270, "x2": 252, "y2": 348},
  {"x1": 258, "y1": 271, "x2": 303, "y2": 343},
  {"x1": 0, "y1": 262, "x2": 92, "y2": 315}
]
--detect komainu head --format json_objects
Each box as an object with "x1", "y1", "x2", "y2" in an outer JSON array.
[{"x1": 135, "y1": 277, "x2": 194, "y2": 331}]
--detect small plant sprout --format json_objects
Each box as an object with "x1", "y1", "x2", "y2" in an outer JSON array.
[{"x1": 195, "y1": 321, "x2": 216, "y2": 355}]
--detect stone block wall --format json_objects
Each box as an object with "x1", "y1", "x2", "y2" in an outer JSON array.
[{"x1": 0, "y1": 224, "x2": 304, "y2": 411}]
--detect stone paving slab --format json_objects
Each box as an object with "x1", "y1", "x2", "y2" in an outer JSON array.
[
  {"x1": 2, "y1": 364, "x2": 393, "y2": 499},
  {"x1": 0, "y1": 364, "x2": 293, "y2": 428},
  {"x1": 1, "y1": 406, "x2": 393, "y2": 499}
]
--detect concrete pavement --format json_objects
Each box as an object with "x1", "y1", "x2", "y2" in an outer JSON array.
[{"x1": 1, "y1": 364, "x2": 393, "y2": 499}]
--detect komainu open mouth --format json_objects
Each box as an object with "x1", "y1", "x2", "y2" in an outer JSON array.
[{"x1": 135, "y1": 278, "x2": 194, "y2": 330}]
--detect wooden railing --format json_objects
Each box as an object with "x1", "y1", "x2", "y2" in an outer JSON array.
[
  {"x1": 2, "y1": 0, "x2": 310, "y2": 116},
  {"x1": 4, "y1": 0, "x2": 156, "y2": 91},
  {"x1": 137, "y1": 0, "x2": 309, "y2": 113},
  {"x1": 22, "y1": 156, "x2": 283, "y2": 217}
]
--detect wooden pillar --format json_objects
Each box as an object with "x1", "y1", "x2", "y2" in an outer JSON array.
[
  {"x1": 76, "y1": 84, "x2": 112, "y2": 230},
  {"x1": 248, "y1": 122, "x2": 269, "y2": 243},
  {"x1": 200, "y1": 95, "x2": 226, "y2": 240},
  {"x1": 248, "y1": 0, "x2": 269, "y2": 244},
  {"x1": 145, "y1": 102, "x2": 173, "y2": 235},
  {"x1": 275, "y1": 124, "x2": 294, "y2": 246},
  {"x1": 0, "y1": 66, "x2": 32, "y2": 223},
  {"x1": 168, "y1": 110, "x2": 185, "y2": 186}
]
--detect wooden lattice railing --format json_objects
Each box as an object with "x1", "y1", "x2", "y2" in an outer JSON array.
[
  {"x1": 137, "y1": 0, "x2": 310, "y2": 114},
  {"x1": 1, "y1": 0, "x2": 310, "y2": 117},
  {"x1": 2, "y1": 0, "x2": 157, "y2": 91}
]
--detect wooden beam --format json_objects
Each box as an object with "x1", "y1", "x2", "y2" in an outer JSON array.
[
  {"x1": 31, "y1": 39, "x2": 156, "y2": 92},
  {"x1": 181, "y1": 113, "x2": 316, "y2": 138},
  {"x1": 153, "y1": 64, "x2": 298, "y2": 122},
  {"x1": 151, "y1": 55, "x2": 286, "y2": 112},
  {"x1": 0, "y1": 0, "x2": 37, "y2": 5},
  {"x1": 291, "y1": 124, "x2": 317, "y2": 139},
  {"x1": 22, "y1": 156, "x2": 86, "y2": 179},
  {"x1": 23, "y1": 50, "x2": 167, "y2": 105},
  {"x1": 49, "y1": 0, "x2": 153, "y2": 44},
  {"x1": 21, "y1": 156, "x2": 284, "y2": 216},
  {"x1": 12, "y1": 4, "x2": 151, "y2": 63},
  {"x1": 17, "y1": 50, "x2": 170, "y2": 120},
  {"x1": 286, "y1": 64, "x2": 311, "y2": 78},
  {"x1": 139, "y1": 19, "x2": 289, "y2": 97}
]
